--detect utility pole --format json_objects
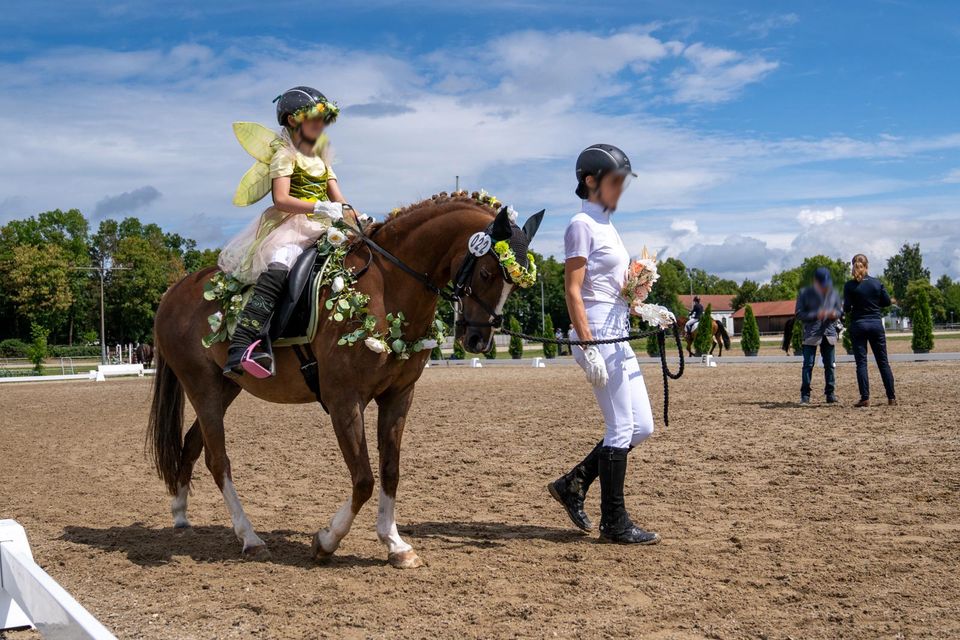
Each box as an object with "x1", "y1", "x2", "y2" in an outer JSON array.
[
  {"x1": 455, "y1": 175, "x2": 460, "y2": 192},
  {"x1": 540, "y1": 275, "x2": 546, "y2": 333},
  {"x1": 72, "y1": 260, "x2": 130, "y2": 364}
]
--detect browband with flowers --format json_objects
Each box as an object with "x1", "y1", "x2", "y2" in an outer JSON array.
[
  {"x1": 493, "y1": 240, "x2": 537, "y2": 288},
  {"x1": 291, "y1": 99, "x2": 340, "y2": 124}
]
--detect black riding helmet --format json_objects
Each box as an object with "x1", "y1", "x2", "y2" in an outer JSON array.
[
  {"x1": 575, "y1": 143, "x2": 637, "y2": 199},
  {"x1": 274, "y1": 86, "x2": 339, "y2": 127}
]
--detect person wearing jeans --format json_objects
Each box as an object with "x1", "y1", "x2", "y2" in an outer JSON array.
[
  {"x1": 795, "y1": 267, "x2": 843, "y2": 404},
  {"x1": 843, "y1": 254, "x2": 897, "y2": 406}
]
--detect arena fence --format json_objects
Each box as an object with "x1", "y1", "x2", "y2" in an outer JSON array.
[{"x1": 0, "y1": 519, "x2": 116, "y2": 639}]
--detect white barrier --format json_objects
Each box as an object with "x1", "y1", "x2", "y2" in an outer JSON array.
[
  {"x1": 701, "y1": 354, "x2": 717, "y2": 368},
  {"x1": 469, "y1": 358, "x2": 483, "y2": 368},
  {"x1": 531, "y1": 357, "x2": 546, "y2": 368},
  {"x1": 94, "y1": 363, "x2": 144, "y2": 381},
  {"x1": 0, "y1": 520, "x2": 115, "y2": 639}
]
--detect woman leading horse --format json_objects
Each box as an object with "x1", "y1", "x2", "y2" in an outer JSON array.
[{"x1": 148, "y1": 193, "x2": 543, "y2": 567}]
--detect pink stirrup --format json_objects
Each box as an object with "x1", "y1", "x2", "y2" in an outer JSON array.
[{"x1": 240, "y1": 339, "x2": 273, "y2": 379}]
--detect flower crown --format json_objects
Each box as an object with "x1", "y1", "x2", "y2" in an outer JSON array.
[
  {"x1": 493, "y1": 240, "x2": 537, "y2": 288},
  {"x1": 292, "y1": 100, "x2": 340, "y2": 124}
]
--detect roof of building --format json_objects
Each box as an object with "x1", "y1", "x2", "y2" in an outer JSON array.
[
  {"x1": 678, "y1": 294, "x2": 736, "y2": 312},
  {"x1": 732, "y1": 300, "x2": 796, "y2": 318}
]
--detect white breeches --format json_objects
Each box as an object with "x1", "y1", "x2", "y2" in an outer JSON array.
[
  {"x1": 270, "y1": 244, "x2": 304, "y2": 269},
  {"x1": 572, "y1": 303, "x2": 656, "y2": 449}
]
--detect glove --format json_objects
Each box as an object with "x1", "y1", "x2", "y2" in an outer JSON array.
[
  {"x1": 581, "y1": 345, "x2": 608, "y2": 388},
  {"x1": 312, "y1": 201, "x2": 343, "y2": 221}
]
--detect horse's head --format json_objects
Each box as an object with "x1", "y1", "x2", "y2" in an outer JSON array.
[{"x1": 453, "y1": 205, "x2": 545, "y2": 353}]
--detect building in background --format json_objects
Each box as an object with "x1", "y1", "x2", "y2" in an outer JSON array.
[{"x1": 732, "y1": 300, "x2": 795, "y2": 335}]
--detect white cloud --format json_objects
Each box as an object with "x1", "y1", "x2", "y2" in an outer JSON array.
[
  {"x1": 670, "y1": 219, "x2": 698, "y2": 235},
  {"x1": 797, "y1": 206, "x2": 844, "y2": 226},
  {"x1": 943, "y1": 168, "x2": 960, "y2": 184},
  {"x1": 669, "y1": 43, "x2": 779, "y2": 104},
  {"x1": 678, "y1": 234, "x2": 782, "y2": 280}
]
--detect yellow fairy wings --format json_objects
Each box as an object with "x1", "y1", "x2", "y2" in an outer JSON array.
[{"x1": 232, "y1": 122, "x2": 281, "y2": 206}]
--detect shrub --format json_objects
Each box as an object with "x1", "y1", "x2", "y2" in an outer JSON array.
[
  {"x1": 841, "y1": 314, "x2": 853, "y2": 354},
  {"x1": 791, "y1": 315, "x2": 803, "y2": 355},
  {"x1": 693, "y1": 304, "x2": 714, "y2": 355},
  {"x1": 740, "y1": 304, "x2": 760, "y2": 355},
  {"x1": 542, "y1": 315, "x2": 557, "y2": 359},
  {"x1": 452, "y1": 339, "x2": 465, "y2": 360},
  {"x1": 430, "y1": 345, "x2": 442, "y2": 360},
  {"x1": 0, "y1": 338, "x2": 29, "y2": 358},
  {"x1": 911, "y1": 287, "x2": 934, "y2": 353},
  {"x1": 645, "y1": 332, "x2": 660, "y2": 357},
  {"x1": 27, "y1": 323, "x2": 49, "y2": 375},
  {"x1": 508, "y1": 316, "x2": 524, "y2": 359},
  {"x1": 49, "y1": 345, "x2": 101, "y2": 358},
  {"x1": 485, "y1": 337, "x2": 497, "y2": 359}
]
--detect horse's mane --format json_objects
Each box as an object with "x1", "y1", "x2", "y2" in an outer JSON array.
[{"x1": 370, "y1": 191, "x2": 499, "y2": 234}]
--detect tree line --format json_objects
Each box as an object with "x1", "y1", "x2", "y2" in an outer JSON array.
[{"x1": 1, "y1": 208, "x2": 957, "y2": 352}]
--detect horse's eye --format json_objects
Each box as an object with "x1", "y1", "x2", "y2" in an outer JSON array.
[{"x1": 479, "y1": 266, "x2": 493, "y2": 280}]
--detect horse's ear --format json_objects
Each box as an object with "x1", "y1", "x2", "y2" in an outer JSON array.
[
  {"x1": 522, "y1": 209, "x2": 545, "y2": 242},
  {"x1": 491, "y1": 205, "x2": 512, "y2": 241}
]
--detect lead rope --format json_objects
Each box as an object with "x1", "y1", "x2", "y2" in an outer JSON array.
[{"x1": 497, "y1": 323, "x2": 685, "y2": 426}]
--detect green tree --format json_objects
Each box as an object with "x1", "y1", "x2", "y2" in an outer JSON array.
[
  {"x1": 732, "y1": 279, "x2": 759, "y2": 310},
  {"x1": 9, "y1": 244, "x2": 74, "y2": 330},
  {"x1": 542, "y1": 314, "x2": 557, "y2": 359},
  {"x1": 645, "y1": 332, "x2": 660, "y2": 357},
  {"x1": 902, "y1": 279, "x2": 946, "y2": 322},
  {"x1": 430, "y1": 345, "x2": 443, "y2": 360},
  {"x1": 26, "y1": 323, "x2": 49, "y2": 375},
  {"x1": 911, "y1": 287, "x2": 934, "y2": 353},
  {"x1": 943, "y1": 282, "x2": 960, "y2": 325},
  {"x1": 452, "y1": 339, "x2": 465, "y2": 360},
  {"x1": 791, "y1": 315, "x2": 803, "y2": 355},
  {"x1": 508, "y1": 316, "x2": 524, "y2": 359},
  {"x1": 884, "y1": 243, "x2": 929, "y2": 302},
  {"x1": 740, "y1": 304, "x2": 760, "y2": 355},
  {"x1": 841, "y1": 313, "x2": 853, "y2": 354},
  {"x1": 485, "y1": 337, "x2": 497, "y2": 359},
  {"x1": 693, "y1": 304, "x2": 714, "y2": 355},
  {"x1": 649, "y1": 257, "x2": 685, "y2": 316},
  {"x1": 799, "y1": 255, "x2": 850, "y2": 292}
]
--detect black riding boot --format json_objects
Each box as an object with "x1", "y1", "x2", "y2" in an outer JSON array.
[
  {"x1": 548, "y1": 439, "x2": 603, "y2": 531},
  {"x1": 223, "y1": 266, "x2": 287, "y2": 379},
  {"x1": 598, "y1": 446, "x2": 660, "y2": 545}
]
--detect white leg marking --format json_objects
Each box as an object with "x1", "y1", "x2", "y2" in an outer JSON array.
[
  {"x1": 316, "y1": 497, "x2": 355, "y2": 554},
  {"x1": 376, "y1": 488, "x2": 412, "y2": 555},
  {"x1": 221, "y1": 475, "x2": 265, "y2": 550},
  {"x1": 171, "y1": 485, "x2": 190, "y2": 528}
]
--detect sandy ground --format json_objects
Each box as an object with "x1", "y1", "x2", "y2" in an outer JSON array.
[{"x1": 1, "y1": 360, "x2": 959, "y2": 639}]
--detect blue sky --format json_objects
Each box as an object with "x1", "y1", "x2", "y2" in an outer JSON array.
[{"x1": 1, "y1": 0, "x2": 959, "y2": 280}]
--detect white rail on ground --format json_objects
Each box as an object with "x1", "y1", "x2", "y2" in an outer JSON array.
[{"x1": 0, "y1": 519, "x2": 116, "y2": 639}]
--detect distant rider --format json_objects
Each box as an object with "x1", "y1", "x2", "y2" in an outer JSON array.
[{"x1": 684, "y1": 295, "x2": 703, "y2": 335}]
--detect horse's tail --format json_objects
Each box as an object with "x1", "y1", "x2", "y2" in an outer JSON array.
[
  {"x1": 147, "y1": 350, "x2": 184, "y2": 496},
  {"x1": 717, "y1": 321, "x2": 731, "y2": 350}
]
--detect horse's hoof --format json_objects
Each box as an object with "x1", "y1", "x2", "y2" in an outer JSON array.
[
  {"x1": 311, "y1": 530, "x2": 335, "y2": 563},
  {"x1": 242, "y1": 544, "x2": 271, "y2": 561},
  {"x1": 388, "y1": 550, "x2": 425, "y2": 569},
  {"x1": 172, "y1": 519, "x2": 192, "y2": 530}
]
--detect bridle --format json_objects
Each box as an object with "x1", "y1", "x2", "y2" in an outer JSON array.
[{"x1": 347, "y1": 212, "x2": 511, "y2": 330}]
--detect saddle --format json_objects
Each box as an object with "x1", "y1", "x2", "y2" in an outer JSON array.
[{"x1": 268, "y1": 246, "x2": 326, "y2": 346}]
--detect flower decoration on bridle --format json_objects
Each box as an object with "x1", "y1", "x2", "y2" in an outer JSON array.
[
  {"x1": 292, "y1": 99, "x2": 340, "y2": 124},
  {"x1": 493, "y1": 240, "x2": 537, "y2": 288}
]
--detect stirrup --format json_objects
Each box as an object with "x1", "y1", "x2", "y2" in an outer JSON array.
[{"x1": 240, "y1": 339, "x2": 275, "y2": 379}]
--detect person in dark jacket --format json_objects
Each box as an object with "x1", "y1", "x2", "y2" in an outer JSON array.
[
  {"x1": 795, "y1": 267, "x2": 843, "y2": 404},
  {"x1": 684, "y1": 296, "x2": 704, "y2": 335},
  {"x1": 843, "y1": 254, "x2": 897, "y2": 407}
]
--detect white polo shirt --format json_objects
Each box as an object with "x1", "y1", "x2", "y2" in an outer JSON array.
[{"x1": 564, "y1": 200, "x2": 630, "y2": 309}]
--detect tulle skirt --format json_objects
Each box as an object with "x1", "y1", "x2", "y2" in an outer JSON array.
[{"x1": 218, "y1": 206, "x2": 330, "y2": 284}]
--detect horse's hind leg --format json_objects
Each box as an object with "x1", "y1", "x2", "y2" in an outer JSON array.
[
  {"x1": 312, "y1": 398, "x2": 375, "y2": 561},
  {"x1": 170, "y1": 420, "x2": 203, "y2": 528},
  {"x1": 183, "y1": 377, "x2": 267, "y2": 558},
  {"x1": 375, "y1": 386, "x2": 423, "y2": 569}
]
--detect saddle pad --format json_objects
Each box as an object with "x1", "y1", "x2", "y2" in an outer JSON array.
[{"x1": 273, "y1": 253, "x2": 333, "y2": 347}]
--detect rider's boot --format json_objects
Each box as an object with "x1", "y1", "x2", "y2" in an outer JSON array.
[
  {"x1": 547, "y1": 439, "x2": 603, "y2": 531},
  {"x1": 598, "y1": 446, "x2": 660, "y2": 545},
  {"x1": 223, "y1": 265, "x2": 288, "y2": 379}
]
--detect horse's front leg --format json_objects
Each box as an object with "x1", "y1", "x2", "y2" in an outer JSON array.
[
  {"x1": 376, "y1": 385, "x2": 424, "y2": 569},
  {"x1": 312, "y1": 397, "x2": 374, "y2": 562}
]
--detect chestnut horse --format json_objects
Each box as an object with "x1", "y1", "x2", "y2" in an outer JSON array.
[
  {"x1": 147, "y1": 194, "x2": 541, "y2": 568},
  {"x1": 678, "y1": 316, "x2": 731, "y2": 357}
]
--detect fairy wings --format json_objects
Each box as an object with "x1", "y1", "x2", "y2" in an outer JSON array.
[{"x1": 231, "y1": 122, "x2": 331, "y2": 206}]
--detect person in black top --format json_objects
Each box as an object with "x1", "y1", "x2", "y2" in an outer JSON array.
[
  {"x1": 843, "y1": 254, "x2": 897, "y2": 406},
  {"x1": 684, "y1": 296, "x2": 704, "y2": 336}
]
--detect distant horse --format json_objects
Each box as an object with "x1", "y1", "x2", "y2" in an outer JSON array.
[
  {"x1": 135, "y1": 342, "x2": 154, "y2": 368},
  {"x1": 147, "y1": 194, "x2": 543, "y2": 567},
  {"x1": 678, "y1": 316, "x2": 731, "y2": 357}
]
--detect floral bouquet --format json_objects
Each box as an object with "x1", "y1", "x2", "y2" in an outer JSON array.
[{"x1": 621, "y1": 247, "x2": 676, "y2": 329}]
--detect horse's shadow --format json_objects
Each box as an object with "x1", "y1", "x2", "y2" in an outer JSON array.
[
  {"x1": 402, "y1": 521, "x2": 585, "y2": 549},
  {"x1": 59, "y1": 523, "x2": 380, "y2": 568},
  {"x1": 738, "y1": 400, "x2": 831, "y2": 410}
]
